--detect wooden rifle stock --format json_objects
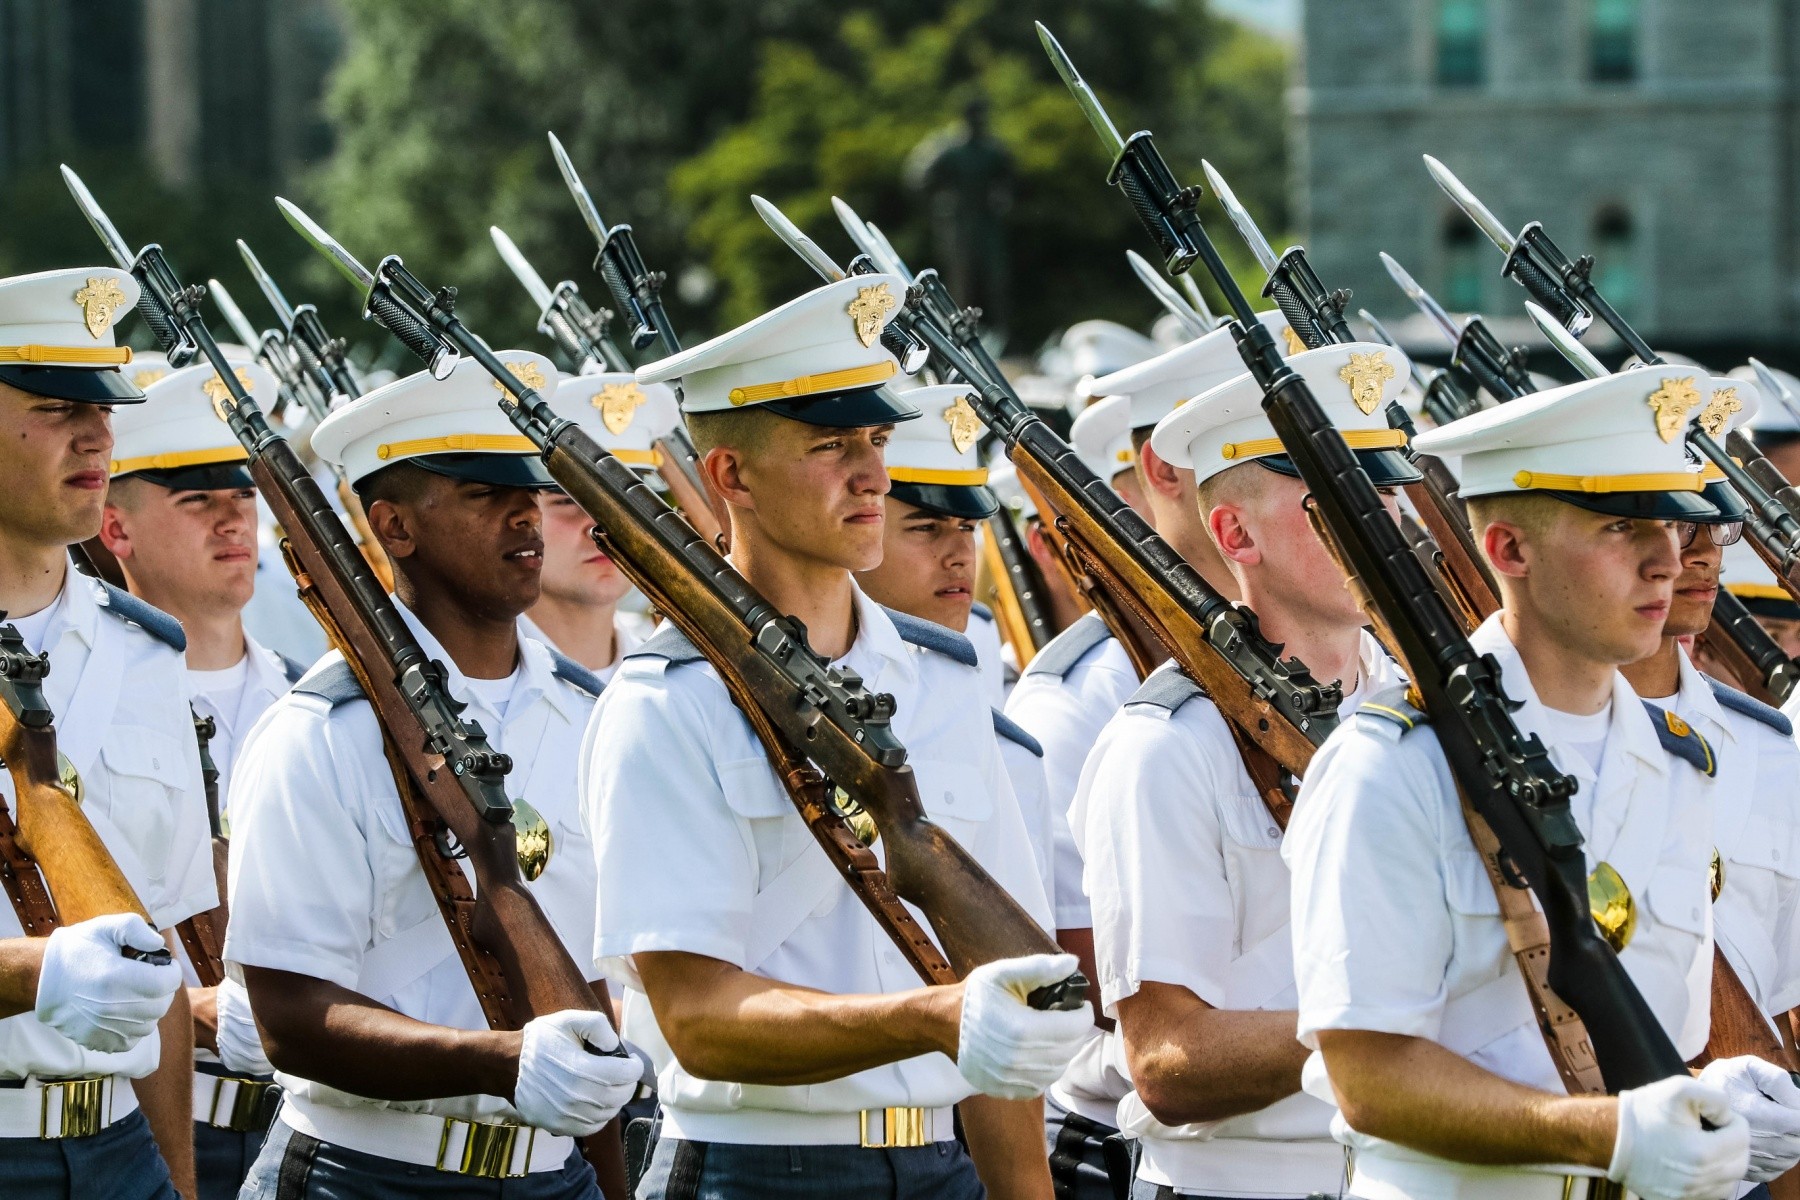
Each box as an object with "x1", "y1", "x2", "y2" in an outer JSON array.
[
  {"x1": 173, "y1": 711, "x2": 228, "y2": 988},
  {"x1": 977, "y1": 509, "x2": 1053, "y2": 667}
]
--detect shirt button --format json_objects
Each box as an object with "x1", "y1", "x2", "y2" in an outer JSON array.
[{"x1": 1267, "y1": 826, "x2": 1279, "y2": 838}]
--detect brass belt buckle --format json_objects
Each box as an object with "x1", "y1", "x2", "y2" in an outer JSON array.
[
  {"x1": 209, "y1": 1077, "x2": 277, "y2": 1133},
  {"x1": 859, "y1": 1106, "x2": 927, "y2": 1149},
  {"x1": 437, "y1": 1116, "x2": 533, "y2": 1178},
  {"x1": 40, "y1": 1076, "x2": 106, "y2": 1139}
]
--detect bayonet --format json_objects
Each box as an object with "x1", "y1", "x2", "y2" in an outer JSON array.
[
  {"x1": 208, "y1": 278, "x2": 262, "y2": 352},
  {"x1": 548, "y1": 131, "x2": 673, "y2": 353},
  {"x1": 60, "y1": 165, "x2": 135, "y2": 272},
  {"x1": 1423, "y1": 155, "x2": 1516, "y2": 255},
  {"x1": 1381, "y1": 251, "x2": 1532, "y2": 403},
  {"x1": 1035, "y1": 22, "x2": 1125, "y2": 160},
  {"x1": 237, "y1": 239, "x2": 298, "y2": 330},
  {"x1": 1199, "y1": 160, "x2": 1351, "y2": 348},
  {"x1": 1202, "y1": 161, "x2": 1278, "y2": 276},
  {"x1": 1750, "y1": 358, "x2": 1800, "y2": 429},
  {"x1": 864, "y1": 221, "x2": 913, "y2": 282},
  {"x1": 1380, "y1": 252, "x2": 1462, "y2": 347},
  {"x1": 490, "y1": 226, "x2": 556, "y2": 313},
  {"x1": 1526, "y1": 301, "x2": 1606, "y2": 380},
  {"x1": 61, "y1": 164, "x2": 197, "y2": 365},
  {"x1": 830, "y1": 197, "x2": 886, "y2": 271},
  {"x1": 276, "y1": 197, "x2": 376, "y2": 293},
  {"x1": 1128, "y1": 249, "x2": 1210, "y2": 337},
  {"x1": 547, "y1": 131, "x2": 609, "y2": 252},
  {"x1": 1177, "y1": 274, "x2": 1219, "y2": 327},
  {"x1": 753, "y1": 196, "x2": 846, "y2": 283}
]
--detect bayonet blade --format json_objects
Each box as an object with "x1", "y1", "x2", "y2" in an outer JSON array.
[
  {"x1": 208, "y1": 278, "x2": 262, "y2": 350},
  {"x1": 1379, "y1": 251, "x2": 1463, "y2": 348},
  {"x1": 275, "y1": 197, "x2": 376, "y2": 293},
  {"x1": 547, "y1": 131, "x2": 609, "y2": 249},
  {"x1": 59, "y1": 165, "x2": 135, "y2": 270},
  {"x1": 1127, "y1": 249, "x2": 1208, "y2": 336},
  {"x1": 1525, "y1": 300, "x2": 1605, "y2": 380},
  {"x1": 1177, "y1": 273, "x2": 1218, "y2": 327},
  {"x1": 1036, "y1": 23, "x2": 1125, "y2": 159},
  {"x1": 490, "y1": 226, "x2": 556, "y2": 313},
  {"x1": 830, "y1": 197, "x2": 883, "y2": 265},
  {"x1": 863, "y1": 222, "x2": 913, "y2": 282},
  {"x1": 1423, "y1": 155, "x2": 1516, "y2": 255},
  {"x1": 751, "y1": 196, "x2": 844, "y2": 283},
  {"x1": 1749, "y1": 357, "x2": 1800, "y2": 428},
  {"x1": 236, "y1": 239, "x2": 297, "y2": 328},
  {"x1": 1201, "y1": 160, "x2": 1278, "y2": 276}
]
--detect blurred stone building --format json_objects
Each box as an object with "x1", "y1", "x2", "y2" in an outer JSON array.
[{"x1": 1296, "y1": 0, "x2": 1794, "y2": 363}]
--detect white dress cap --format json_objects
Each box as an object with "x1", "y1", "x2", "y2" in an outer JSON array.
[
  {"x1": 125, "y1": 350, "x2": 173, "y2": 392},
  {"x1": 311, "y1": 350, "x2": 559, "y2": 490},
  {"x1": 1692, "y1": 375, "x2": 1759, "y2": 521},
  {"x1": 1728, "y1": 362, "x2": 1800, "y2": 437},
  {"x1": 1061, "y1": 319, "x2": 1157, "y2": 382},
  {"x1": 1151, "y1": 341, "x2": 1419, "y2": 488},
  {"x1": 1085, "y1": 310, "x2": 1295, "y2": 431},
  {"x1": 544, "y1": 372, "x2": 680, "y2": 474},
  {"x1": 112, "y1": 348, "x2": 276, "y2": 488},
  {"x1": 884, "y1": 385, "x2": 997, "y2": 519},
  {"x1": 0, "y1": 266, "x2": 146, "y2": 402},
  {"x1": 636, "y1": 274, "x2": 918, "y2": 428},
  {"x1": 1720, "y1": 537, "x2": 1797, "y2": 616},
  {"x1": 1070, "y1": 394, "x2": 1136, "y2": 483},
  {"x1": 1412, "y1": 368, "x2": 1723, "y2": 519}
]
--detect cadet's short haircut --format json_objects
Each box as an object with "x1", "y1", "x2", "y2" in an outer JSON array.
[
  {"x1": 1193, "y1": 460, "x2": 1267, "y2": 523},
  {"x1": 687, "y1": 407, "x2": 776, "y2": 458},
  {"x1": 355, "y1": 460, "x2": 436, "y2": 507},
  {"x1": 104, "y1": 475, "x2": 149, "y2": 511},
  {"x1": 1464, "y1": 492, "x2": 1563, "y2": 543}
]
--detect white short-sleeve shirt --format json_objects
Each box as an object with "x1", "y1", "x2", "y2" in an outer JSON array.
[
  {"x1": 189, "y1": 635, "x2": 296, "y2": 832},
  {"x1": 1004, "y1": 614, "x2": 1141, "y2": 930},
  {"x1": 223, "y1": 604, "x2": 600, "y2": 1124},
  {"x1": 0, "y1": 569, "x2": 215, "y2": 1081},
  {"x1": 582, "y1": 584, "x2": 1050, "y2": 1125},
  {"x1": 1286, "y1": 615, "x2": 1714, "y2": 1190},
  {"x1": 967, "y1": 605, "x2": 1009, "y2": 708},
  {"x1": 1075, "y1": 633, "x2": 1399, "y2": 1195}
]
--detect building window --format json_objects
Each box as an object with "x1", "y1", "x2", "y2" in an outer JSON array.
[
  {"x1": 1589, "y1": 0, "x2": 1639, "y2": 82},
  {"x1": 1436, "y1": 0, "x2": 1486, "y2": 87},
  {"x1": 1444, "y1": 216, "x2": 1484, "y2": 311},
  {"x1": 1592, "y1": 205, "x2": 1638, "y2": 318}
]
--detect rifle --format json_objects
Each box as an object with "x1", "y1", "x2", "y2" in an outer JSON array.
[
  {"x1": 978, "y1": 504, "x2": 1055, "y2": 667},
  {"x1": 1201, "y1": 163, "x2": 1501, "y2": 628},
  {"x1": 1041, "y1": 20, "x2": 1693, "y2": 1092},
  {"x1": 487, "y1": 223, "x2": 725, "y2": 551},
  {"x1": 754, "y1": 196, "x2": 1338, "y2": 827},
  {"x1": 61, "y1": 167, "x2": 632, "y2": 1196},
  {"x1": 274, "y1": 197, "x2": 1088, "y2": 1014},
  {"x1": 1380, "y1": 251, "x2": 1533, "y2": 404},
  {"x1": 173, "y1": 711, "x2": 228, "y2": 988},
  {"x1": 209, "y1": 277, "x2": 320, "y2": 428},
  {"x1": 1357, "y1": 307, "x2": 1482, "y2": 427}
]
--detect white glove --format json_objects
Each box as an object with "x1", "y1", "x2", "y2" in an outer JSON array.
[
  {"x1": 956, "y1": 953, "x2": 1093, "y2": 1100},
  {"x1": 1609, "y1": 1074, "x2": 1750, "y2": 1200},
  {"x1": 34, "y1": 914, "x2": 181, "y2": 1054},
  {"x1": 215, "y1": 977, "x2": 275, "y2": 1076},
  {"x1": 1698, "y1": 1055, "x2": 1800, "y2": 1183},
  {"x1": 512, "y1": 1011, "x2": 641, "y2": 1137}
]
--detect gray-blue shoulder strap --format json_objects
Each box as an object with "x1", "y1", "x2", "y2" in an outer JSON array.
[
  {"x1": 1358, "y1": 683, "x2": 1429, "y2": 733},
  {"x1": 1021, "y1": 612, "x2": 1111, "y2": 681},
  {"x1": 96, "y1": 581, "x2": 186, "y2": 652},
  {"x1": 1126, "y1": 667, "x2": 1203, "y2": 715},
  {"x1": 990, "y1": 708, "x2": 1043, "y2": 757},
  {"x1": 882, "y1": 607, "x2": 979, "y2": 668},
  {"x1": 278, "y1": 654, "x2": 308, "y2": 686},
  {"x1": 292, "y1": 658, "x2": 365, "y2": 708},
  {"x1": 1641, "y1": 701, "x2": 1718, "y2": 778},
  {"x1": 971, "y1": 601, "x2": 994, "y2": 622},
  {"x1": 546, "y1": 647, "x2": 605, "y2": 698},
  {"x1": 626, "y1": 621, "x2": 706, "y2": 666},
  {"x1": 1705, "y1": 676, "x2": 1793, "y2": 737}
]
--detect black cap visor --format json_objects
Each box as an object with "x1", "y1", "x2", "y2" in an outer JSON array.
[
  {"x1": 120, "y1": 463, "x2": 254, "y2": 492},
  {"x1": 0, "y1": 364, "x2": 145, "y2": 404},
  {"x1": 1255, "y1": 448, "x2": 1422, "y2": 488},
  {"x1": 1547, "y1": 487, "x2": 1721, "y2": 521},
  {"x1": 890, "y1": 481, "x2": 1000, "y2": 520},
  {"x1": 409, "y1": 451, "x2": 556, "y2": 490},
  {"x1": 1699, "y1": 480, "x2": 1749, "y2": 523},
  {"x1": 760, "y1": 385, "x2": 921, "y2": 429},
  {"x1": 1738, "y1": 592, "x2": 1800, "y2": 621}
]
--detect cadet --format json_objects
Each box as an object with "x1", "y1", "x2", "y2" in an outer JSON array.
[
  {"x1": 0, "y1": 267, "x2": 210, "y2": 1198},
  {"x1": 1071, "y1": 393, "x2": 1147, "y2": 521},
  {"x1": 1287, "y1": 370, "x2": 1761, "y2": 1199},
  {"x1": 99, "y1": 354, "x2": 306, "y2": 1198},
  {"x1": 1719, "y1": 539, "x2": 1800, "y2": 662},
  {"x1": 588, "y1": 274, "x2": 1089, "y2": 1199},
  {"x1": 225, "y1": 353, "x2": 641, "y2": 1198},
  {"x1": 1073, "y1": 342, "x2": 1420, "y2": 1199},
  {"x1": 853, "y1": 383, "x2": 1056, "y2": 898}
]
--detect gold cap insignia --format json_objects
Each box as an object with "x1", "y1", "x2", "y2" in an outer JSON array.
[
  {"x1": 131, "y1": 367, "x2": 169, "y2": 389},
  {"x1": 847, "y1": 283, "x2": 897, "y2": 349},
  {"x1": 495, "y1": 361, "x2": 546, "y2": 395},
  {"x1": 1647, "y1": 377, "x2": 1702, "y2": 443},
  {"x1": 1281, "y1": 325, "x2": 1307, "y2": 357},
  {"x1": 1338, "y1": 350, "x2": 1396, "y2": 415},
  {"x1": 201, "y1": 367, "x2": 255, "y2": 423},
  {"x1": 594, "y1": 381, "x2": 647, "y2": 435},
  {"x1": 1698, "y1": 386, "x2": 1742, "y2": 440},
  {"x1": 74, "y1": 276, "x2": 127, "y2": 340},
  {"x1": 943, "y1": 393, "x2": 982, "y2": 455}
]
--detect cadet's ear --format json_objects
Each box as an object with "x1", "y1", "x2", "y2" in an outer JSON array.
[
  {"x1": 364, "y1": 498, "x2": 417, "y2": 560},
  {"x1": 702, "y1": 445, "x2": 754, "y2": 512},
  {"x1": 1481, "y1": 520, "x2": 1531, "y2": 580},
  {"x1": 1136, "y1": 439, "x2": 1183, "y2": 501},
  {"x1": 1209, "y1": 502, "x2": 1260, "y2": 567},
  {"x1": 96, "y1": 503, "x2": 132, "y2": 561}
]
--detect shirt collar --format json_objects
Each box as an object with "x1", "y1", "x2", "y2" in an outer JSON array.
[
  {"x1": 1669, "y1": 646, "x2": 1733, "y2": 743},
  {"x1": 394, "y1": 601, "x2": 551, "y2": 722},
  {"x1": 58, "y1": 564, "x2": 101, "y2": 652},
  {"x1": 845, "y1": 582, "x2": 914, "y2": 688}
]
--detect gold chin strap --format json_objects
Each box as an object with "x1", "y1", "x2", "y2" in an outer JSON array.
[
  {"x1": 110, "y1": 446, "x2": 249, "y2": 476},
  {"x1": 888, "y1": 466, "x2": 990, "y2": 486},
  {"x1": 1511, "y1": 469, "x2": 1703, "y2": 494},
  {"x1": 0, "y1": 344, "x2": 133, "y2": 365},
  {"x1": 726, "y1": 360, "x2": 896, "y2": 406},
  {"x1": 1219, "y1": 428, "x2": 1407, "y2": 460},
  {"x1": 375, "y1": 434, "x2": 537, "y2": 460}
]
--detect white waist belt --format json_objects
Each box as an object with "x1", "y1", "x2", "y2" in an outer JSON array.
[
  {"x1": 1138, "y1": 1135, "x2": 1346, "y2": 1197},
  {"x1": 0, "y1": 1075, "x2": 136, "y2": 1139},
  {"x1": 661, "y1": 1104, "x2": 957, "y2": 1147},
  {"x1": 279, "y1": 1093, "x2": 574, "y2": 1178},
  {"x1": 192, "y1": 1070, "x2": 277, "y2": 1132},
  {"x1": 1351, "y1": 1151, "x2": 1617, "y2": 1200}
]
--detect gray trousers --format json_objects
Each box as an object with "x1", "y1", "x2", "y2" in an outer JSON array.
[
  {"x1": 237, "y1": 1117, "x2": 603, "y2": 1199},
  {"x1": 635, "y1": 1135, "x2": 985, "y2": 1200},
  {"x1": 0, "y1": 1107, "x2": 177, "y2": 1200}
]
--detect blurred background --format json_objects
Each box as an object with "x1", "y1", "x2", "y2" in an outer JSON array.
[{"x1": 0, "y1": 0, "x2": 1787, "y2": 376}]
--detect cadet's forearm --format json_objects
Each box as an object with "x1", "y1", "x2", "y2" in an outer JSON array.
[
  {"x1": 960, "y1": 1094, "x2": 1053, "y2": 1200},
  {"x1": 636, "y1": 950, "x2": 960, "y2": 1085},
  {"x1": 1118, "y1": 983, "x2": 1308, "y2": 1125},
  {"x1": 139, "y1": 955, "x2": 196, "y2": 1200},
  {"x1": 0, "y1": 936, "x2": 44, "y2": 1018},
  {"x1": 188, "y1": 986, "x2": 217, "y2": 1053},
  {"x1": 1317, "y1": 1028, "x2": 1616, "y2": 1168},
  {"x1": 1055, "y1": 926, "x2": 1110, "y2": 1031},
  {"x1": 243, "y1": 966, "x2": 519, "y2": 1101}
]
